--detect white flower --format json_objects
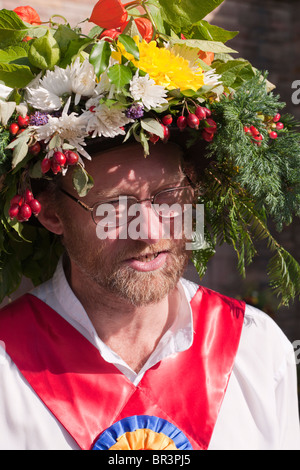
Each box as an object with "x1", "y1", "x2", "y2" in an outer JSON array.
[
  {"x1": 86, "y1": 104, "x2": 133, "y2": 138},
  {"x1": 203, "y1": 69, "x2": 222, "y2": 88},
  {"x1": 34, "y1": 98, "x2": 91, "y2": 159},
  {"x1": 69, "y1": 58, "x2": 96, "y2": 105},
  {"x1": 0, "y1": 84, "x2": 13, "y2": 100},
  {"x1": 25, "y1": 59, "x2": 97, "y2": 111},
  {"x1": 129, "y1": 72, "x2": 168, "y2": 110}
]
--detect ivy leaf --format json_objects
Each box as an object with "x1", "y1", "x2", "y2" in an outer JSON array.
[
  {"x1": 28, "y1": 30, "x2": 61, "y2": 70},
  {"x1": 107, "y1": 64, "x2": 133, "y2": 91},
  {"x1": 118, "y1": 34, "x2": 139, "y2": 60},
  {"x1": 89, "y1": 41, "x2": 112, "y2": 79},
  {"x1": 0, "y1": 10, "x2": 29, "y2": 47},
  {"x1": 156, "y1": 0, "x2": 225, "y2": 32},
  {"x1": 72, "y1": 165, "x2": 94, "y2": 197}
]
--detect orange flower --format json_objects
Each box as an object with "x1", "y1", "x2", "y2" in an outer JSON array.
[
  {"x1": 198, "y1": 51, "x2": 215, "y2": 66},
  {"x1": 99, "y1": 28, "x2": 121, "y2": 42},
  {"x1": 13, "y1": 6, "x2": 41, "y2": 25},
  {"x1": 90, "y1": 0, "x2": 128, "y2": 29}
]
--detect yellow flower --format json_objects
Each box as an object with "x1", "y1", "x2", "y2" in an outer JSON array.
[{"x1": 113, "y1": 38, "x2": 204, "y2": 92}]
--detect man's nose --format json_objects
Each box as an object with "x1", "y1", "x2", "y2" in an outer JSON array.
[{"x1": 127, "y1": 201, "x2": 166, "y2": 243}]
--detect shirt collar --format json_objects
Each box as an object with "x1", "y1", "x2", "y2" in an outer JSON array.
[{"x1": 36, "y1": 257, "x2": 194, "y2": 383}]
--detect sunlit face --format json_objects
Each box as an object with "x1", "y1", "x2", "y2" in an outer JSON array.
[{"x1": 58, "y1": 142, "x2": 190, "y2": 306}]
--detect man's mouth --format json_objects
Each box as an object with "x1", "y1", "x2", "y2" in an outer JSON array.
[
  {"x1": 132, "y1": 252, "x2": 161, "y2": 262},
  {"x1": 124, "y1": 251, "x2": 169, "y2": 272}
]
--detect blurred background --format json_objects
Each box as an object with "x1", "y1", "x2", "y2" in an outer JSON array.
[{"x1": 0, "y1": 0, "x2": 299, "y2": 345}]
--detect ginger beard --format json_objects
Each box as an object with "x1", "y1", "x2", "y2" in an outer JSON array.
[{"x1": 60, "y1": 214, "x2": 189, "y2": 306}]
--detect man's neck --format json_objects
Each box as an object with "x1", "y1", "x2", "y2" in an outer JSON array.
[{"x1": 65, "y1": 259, "x2": 181, "y2": 373}]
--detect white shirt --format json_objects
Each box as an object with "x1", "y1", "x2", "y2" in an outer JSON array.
[{"x1": 0, "y1": 258, "x2": 299, "y2": 450}]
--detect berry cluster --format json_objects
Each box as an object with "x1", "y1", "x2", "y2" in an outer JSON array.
[
  {"x1": 244, "y1": 113, "x2": 285, "y2": 145},
  {"x1": 148, "y1": 106, "x2": 217, "y2": 144},
  {"x1": 176, "y1": 106, "x2": 217, "y2": 142},
  {"x1": 9, "y1": 113, "x2": 43, "y2": 157},
  {"x1": 8, "y1": 189, "x2": 41, "y2": 222},
  {"x1": 41, "y1": 150, "x2": 79, "y2": 175}
]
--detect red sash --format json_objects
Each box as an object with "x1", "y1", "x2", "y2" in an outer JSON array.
[{"x1": 0, "y1": 287, "x2": 245, "y2": 450}]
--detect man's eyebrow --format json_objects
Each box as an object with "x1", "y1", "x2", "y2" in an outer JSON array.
[{"x1": 94, "y1": 179, "x2": 187, "y2": 200}]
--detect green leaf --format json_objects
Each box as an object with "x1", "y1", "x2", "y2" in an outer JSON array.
[
  {"x1": 89, "y1": 41, "x2": 111, "y2": 79},
  {"x1": 118, "y1": 34, "x2": 140, "y2": 60},
  {"x1": 141, "y1": 118, "x2": 164, "y2": 138},
  {"x1": 156, "y1": 0, "x2": 225, "y2": 32},
  {"x1": 169, "y1": 37, "x2": 237, "y2": 54},
  {"x1": 0, "y1": 43, "x2": 30, "y2": 65},
  {"x1": 28, "y1": 30, "x2": 61, "y2": 70},
  {"x1": 59, "y1": 37, "x2": 93, "y2": 68},
  {"x1": 0, "y1": 10, "x2": 29, "y2": 47},
  {"x1": 0, "y1": 62, "x2": 34, "y2": 88},
  {"x1": 11, "y1": 139, "x2": 29, "y2": 169},
  {"x1": 72, "y1": 165, "x2": 94, "y2": 197},
  {"x1": 107, "y1": 64, "x2": 133, "y2": 91},
  {"x1": 54, "y1": 24, "x2": 80, "y2": 55},
  {"x1": 189, "y1": 20, "x2": 239, "y2": 43}
]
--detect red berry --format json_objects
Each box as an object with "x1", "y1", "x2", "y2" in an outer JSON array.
[
  {"x1": 276, "y1": 122, "x2": 284, "y2": 130},
  {"x1": 8, "y1": 203, "x2": 20, "y2": 219},
  {"x1": 29, "y1": 199, "x2": 41, "y2": 216},
  {"x1": 205, "y1": 118, "x2": 217, "y2": 134},
  {"x1": 269, "y1": 131, "x2": 278, "y2": 139},
  {"x1": 273, "y1": 113, "x2": 281, "y2": 123},
  {"x1": 53, "y1": 151, "x2": 66, "y2": 166},
  {"x1": 187, "y1": 113, "x2": 199, "y2": 129},
  {"x1": 162, "y1": 114, "x2": 173, "y2": 126},
  {"x1": 195, "y1": 107, "x2": 207, "y2": 121},
  {"x1": 65, "y1": 150, "x2": 79, "y2": 165},
  {"x1": 41, "y1": 158, "x2": 51, "y2": 174},
  {"x1": 19, "y1": 203, "x2": 32, "y2": 221},
  {"x1": 177, "y1": 116, "x2": 187, "y2": 131},
  {"x1": 253, "y1": 134, "x2": 263, "y2": 141},
  {"x1": 9, "y1": 123, "x2": 19, "y2": 135},
  {"x1": 29, "y1": 142, "x2": 41, "y2": 156},
  {"x1": 17, "y1": 115, "x2": 30, "y2": 128},
  {"x1": 25, "y1": 189, "x2": 34, "y2": 203},
  {"x1": 51, "y1": 159, "x2": 62, "y2": 175},
  {"x1": 203, "y1": 107, "x2": 212, "y2": 117},
  {"x1": 250, "y1": 126, "x2": 259, "y2": 137},
  {"x1": 161, "y1": 124, "x2": 170, "y2": 141},
  {"x1": 10, "y1": 194, "x2": 22, "y2": 206},
  {"x1": 149, "y1": 133, "x2": 160, "y2": 144},
  {"x1": 202, "y1": 130, "x2": 214, "y2": 142},
  {"x1": 244, "y1": 126, "x2": 251, "y2": 134}
]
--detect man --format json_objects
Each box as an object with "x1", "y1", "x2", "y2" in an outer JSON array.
[
  {"x1": 0, "y1": 139, "x2": 299, "y2": 450},
  {"x1": 0, "y1": 0, "x2": 300, "y2": 451}
]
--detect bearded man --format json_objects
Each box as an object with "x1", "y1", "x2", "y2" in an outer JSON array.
[{"x1": 0, "y1": 139, "x2": 299, "y2": 450}]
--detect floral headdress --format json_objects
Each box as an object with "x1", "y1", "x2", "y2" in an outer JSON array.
[{"x1": 0, "y1": 0, "x2": 299, "y2": 306}]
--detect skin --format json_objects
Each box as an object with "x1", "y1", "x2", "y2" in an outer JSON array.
[{"x1": 38, "y1": 142, "x2": 192, "y2": 372}]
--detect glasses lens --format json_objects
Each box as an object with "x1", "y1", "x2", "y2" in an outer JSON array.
[
  {"x1": 93, "y1": 196, "x2": 130, "y2": 227},
  {"x1": 153, "y1": 187, "x2": 194, "y2": 218}
]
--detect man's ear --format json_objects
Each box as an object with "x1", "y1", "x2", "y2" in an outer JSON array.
[{"x1": 36, "y1": 192, "x2": 64, "y2": 235}]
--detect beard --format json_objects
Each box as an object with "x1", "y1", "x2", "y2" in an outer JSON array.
[{"x1": 61, "y1": 219, "x2": 189, "y2": 306}]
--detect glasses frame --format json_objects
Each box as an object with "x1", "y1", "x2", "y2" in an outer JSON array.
[{"x1": 59, "y1": 176, "x2": 196, "y2": 227}]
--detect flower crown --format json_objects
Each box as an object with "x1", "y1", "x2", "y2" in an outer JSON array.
[{"x1": 0, "y1": 0, "x2": 299, "y2": 306}]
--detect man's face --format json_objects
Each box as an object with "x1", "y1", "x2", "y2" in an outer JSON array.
[{"x1": 58, "y1": 142, "x2": 190, "y2": 306}]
